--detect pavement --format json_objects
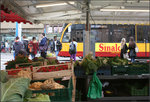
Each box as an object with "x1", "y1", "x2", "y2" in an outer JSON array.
[{"x1": 0, "y1": 52, "x2": 82, "y2": 70}]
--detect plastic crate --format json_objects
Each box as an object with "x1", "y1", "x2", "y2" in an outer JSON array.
[
  {"x1": 97, "y1": 65, "x2": 111, "y2": 75},
  {"x1": 31, "y1": 78, "x2": 73, "y2": 102},
  {"x1": 128, "y1": 64, "x2": 149, "y2": 75},
  {"x1": 131, "y1": 86, "x2": 148, "y2": 96},
  {"x1": 111, "y1": 65, "x2": 128, "y2": 75},
  {"x1": 97, "y1": 69, "x2": 111, "y2": 75}
]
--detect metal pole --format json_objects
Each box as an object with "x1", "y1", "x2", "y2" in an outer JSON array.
[
  {"x1": 84, "y1": 0, "x2": 90, "y2": 57},
  {"x1": 86, "y1": 0, "x2": 89, "y2": 31}
]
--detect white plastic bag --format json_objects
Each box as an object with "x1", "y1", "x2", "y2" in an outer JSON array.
[
  {"x1": 123, "y1": 53, "x2": 129, "y2": 59},
  {"x1": 135, "y1": 45, "x2": 139, "y2": 53}
]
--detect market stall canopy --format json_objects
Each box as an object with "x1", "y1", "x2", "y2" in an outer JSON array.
[
  {"x1": 1, "y1": 0, "x2": 149, "y2": 24},
  {"x1": 0, "y1": 5, "x2": 32, "y2": 24}
]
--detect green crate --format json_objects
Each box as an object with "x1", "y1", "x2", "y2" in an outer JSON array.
[
  {"x1": 112, "y1": 65, "x2": 128, "y2": 75},
  {"x1": 32, "y1": 78, "x2": 73, "y2": 102},
  {"x1": 128, "y1": 64, "x2": 149, "y2": 75},
  {"x1": 131, "y1": 86, "x2": 148, "y2": 96}
]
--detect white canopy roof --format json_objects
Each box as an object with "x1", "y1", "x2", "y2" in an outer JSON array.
[{"x1": 2, "y1": 0, "x2": 150, "y2": 24}]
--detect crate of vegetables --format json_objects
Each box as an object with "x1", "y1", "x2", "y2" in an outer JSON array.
[
  {"x1": 111, "y1": 65, "x2": 129, "y2": 75},
  {"x1": 32, "y1": 63, "x2": 73, "y2": 80},
  {"x1": 6, "y1": 68, "x2": 32, "y2": 79},
  {"x1": 30, "y1": 77, "x2": 73, "y2": 101},
  {"x1": 128, "y1": 63, "x2": 149, "y2": 75}
]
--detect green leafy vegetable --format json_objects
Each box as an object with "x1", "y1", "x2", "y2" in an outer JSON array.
[
  {"x1": 0, "y1": 70, "x2": 8, "y2": 83},
  {"x1": 81, "y1": 54, "x2": 98, "y2": 75},
  {"x1": 0, "y1": 78, "x2": 30, "y2": 102},
  {"x1": 5, "y1": 55, "x2": 32, "y2": 69},
  {"x1": 28, "y1": 94, "x2": 50, "y2": 102}
]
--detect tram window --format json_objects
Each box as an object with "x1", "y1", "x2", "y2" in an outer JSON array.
[
  {"x1": 94, "y1": 28, "x2": 109, "y2": 42},
  {"x1": 62, "y1": 32, "x2": 71, "y2": 42},
  {"x1": 148, "y1": 26, "x2": 150, "y2": 43},
  {"x1": 137, "y1": 26, "x2": 149, "y2": 43},
  {"x1": 137, "y1": 26, "x2": 144, "y2": 43},
  {"x1": 75, "y1": 30, "x2": 83, "y2": 42},
  {"x1": 112, "y1": 25, "x2": 134, "y2": 43}
]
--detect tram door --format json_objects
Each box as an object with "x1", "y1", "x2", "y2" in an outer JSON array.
[{"x1": 137, "y1": 25, "x2": 150, "y2": 57}]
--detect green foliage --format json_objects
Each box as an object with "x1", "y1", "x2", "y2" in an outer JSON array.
[
  {"x1": 24, "y1": 89, "x2": 33, "y2": 99},
  {"x1": 0, "y1": 78, "x2": 30, "y2": 102},
  {"x1": 5, "y1": 60, "x2": 16, "y2": 69},
  {"x1": 109, "y1": 56, "x2": 128, "y2": 66},
  {"x1": 96, "y1": 57, "x2": 110, "y2": 68},
  {"x1": 74, "y1": 60, "x2": 80, "y2": 68},
  {"x1": 0, "y1": 70, "x2": 8, "y2": 83},
  {"x1": 79, "y1": 55, "x2": 129, "y2": 75},
  {"x1": 5, "y1": 55, "x2": 32, "y2": 69},
  {"x1": 33, "y1": 57, "x2": 45, "y2": 62},
  {"x1": 27, "y1": 94, "x2": 50, "y2": 102},
  {"x1": 47, "y1": 59, "x2": 58, "y2": 65},
  {"x1": 81, "y1": 54, "x2": 98, "y2": 75}
]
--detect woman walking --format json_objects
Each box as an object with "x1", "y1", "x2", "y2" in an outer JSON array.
[
  {"x1": 29, "y1": 37, "x2": 39, "y2": 59},
  {"x1": 120, "y1": 38, "x2": 128, "y2": 59},
  {"x1": 128, "y1": 37, "x2": 136, "y2": 63}
]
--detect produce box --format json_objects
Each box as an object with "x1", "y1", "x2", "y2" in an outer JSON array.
[
  {"x1": 35, "y1": 64, "x2": 69, "y2": 72},
  {"x1": 128, "y1": 63, "x2": 149, "y2": 75},
  {"x1": 97, "y1": 69, "x2": 111, "y2": 75},
  {"x1": 131, "y1": 86, "x2": 148, "y2": 96},
  {"x1": 111, "y1": 65, "x2": 128, "y2": 75},
  {"x1": 31, "y1": 78, "x2": 73, "y2": 102},
  {"x1": 32, "y1": 63, "x2": 73, "y2": 80},
  {"x1": 97, "y1": 65, "x2": 111, "y2": 75},
  {"x1": 6, "y1": 68, "x2": 31, "y2": 77}
]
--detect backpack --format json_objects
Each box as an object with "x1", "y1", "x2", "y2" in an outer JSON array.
[
  {"x1": 69, "y1": 42, "x2": 76, "y2": 54},
  {"x1": 28, "y1": 43, "x2": 34, "y2": 53}
]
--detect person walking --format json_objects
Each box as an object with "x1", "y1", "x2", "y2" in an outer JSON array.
[
  {"x1": 128, "y1": 37, "x2": 136, "y2": 63},
  {"x1": 120, "y1": 38, "x2": 128, "y2": 59},
  {"x1": 28, "y1": 37, "x2": 39, "y2": 59},
  {"x1": 52, "y1": 36, "x2": 62, "y2": 59},
  {"x1": 5, "y1": 40, "x2": 9, "y2": 53},
  {"x1": 39, "y1": 33, "x2": 48, "y2": 58},
  {"x1": 22, "y1": 35, "x2": 29, "y2": 55},
  {"x1": 69, "y1": 38, "x2": 77, "y2": 61},
  {"x1": 13, "y1": 36, "x2": 23, "y2": 58},
  {"x1": 49, "y1": 39, "x2": 53, "y2": 53}
]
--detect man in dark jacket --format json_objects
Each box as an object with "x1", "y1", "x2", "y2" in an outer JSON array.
[
  {"x1": 52, "y1": 36, "x2": 62, "y2": 59},
  {"x1": 22, "y1": 35, "x2": 29, "y2": 55},
  {"x1": 39, "y1": 33, "x2": 48, "y2": 58},
  {"x1": 13, "y1": 36, "x2": 24, "y2": 58}
]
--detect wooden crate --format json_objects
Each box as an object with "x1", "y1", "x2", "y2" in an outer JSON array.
[
  {"x1": 32, "y1": 63, "x2": 73, "y2": 80},
  {"x1": 6, "y1": 67, "x2": 32, "y2": 78}
]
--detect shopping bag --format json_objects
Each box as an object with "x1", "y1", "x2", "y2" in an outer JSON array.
[
  {"x1": 123, "y1": 53, "x2": 129, "y2": 59},
  {"x1": 87, "y1": 72, "x2": 102, "y2": 99},
  {"x1": 135, "y1": 45, "x2": 139, "y2": 52}
]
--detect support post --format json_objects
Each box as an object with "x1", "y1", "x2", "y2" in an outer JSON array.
[
  {"x1": 16, "y1": 22, "x2": 22, "y2": 40},
  {"x1": 84, "y1": 0, "x2": 90, "y2": 57},
  {"x1": 44, "y1": 24, "x2": 47, "y2": 34}
]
